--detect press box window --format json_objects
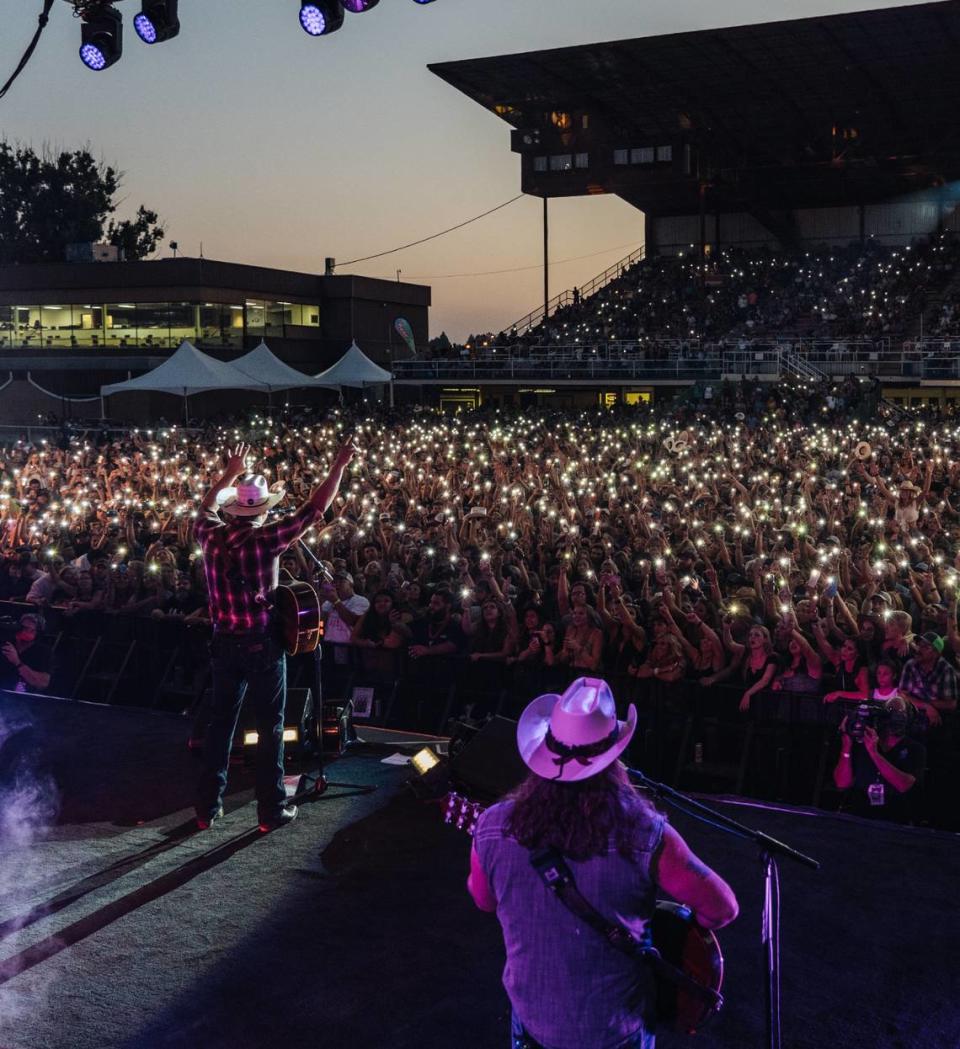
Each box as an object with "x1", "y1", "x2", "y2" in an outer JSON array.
[
  {"x1": 656, "y1": 145, "x2": 673, "y2": 162},
  {"x1": 613, "y1": 149, "x2": 629, "y2": 165},
  {"x1": 549, "y1": 155, "x2": 573, "y2": 172},
  {"x1": 575, "y1": 153, "x2": 589, "y2": 169},
  {"x1": 631, "y1": 147, "x2": 655, "y2": 165},
  {"x1": 533, "y1": 156, "x2": 548, "y2": 172}
]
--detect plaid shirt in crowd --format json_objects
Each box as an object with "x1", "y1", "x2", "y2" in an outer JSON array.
[
  {"x1": 899, "y1": 656, "x2": 959, "y2": 709},
  {"x1": 195, "y1": 503, "x2": 322, "y2": 633}
]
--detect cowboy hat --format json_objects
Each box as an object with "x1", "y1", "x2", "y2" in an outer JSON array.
[
  {"x1": 517, "y1": 677, "x2": 636, "y2": 783},
  {"x1": 216, "y1": 474, "x2": 285, "y2": 517},
  {"x1": 899, "y1": 481, "x2": 920, "y2": 493},
  {"x1": 855, "y1": 441, "x2": 872, "y2": 460}
]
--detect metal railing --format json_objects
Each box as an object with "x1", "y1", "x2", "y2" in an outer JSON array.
[
  {"x1": 505, "y1": 245, "x2": 647, "y2": 336},
  {"x1": 393, "y1": 356, "x2": 719, "y2": 383}
]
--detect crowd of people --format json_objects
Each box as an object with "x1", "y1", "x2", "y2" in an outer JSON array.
[
  {"x1": 414, "y1": 232, "x2": 960, "y2": 361},
  {"x1": 2, "y1": 382, "x2": 958, "y2": 820}
]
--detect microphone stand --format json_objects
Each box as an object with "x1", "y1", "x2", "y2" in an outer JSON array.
[
  {"x1": 295, "y1": 537, "x2": 334, "y2": 795},
  {"x1": 624, "y1": 765, "x2": 820, "y2": 1049}
]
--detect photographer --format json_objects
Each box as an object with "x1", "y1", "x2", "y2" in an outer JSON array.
[
  {"x1": 833, "y1": 697, "x2": 925, "y2": 821},
  {"x1": 0, "y1": 613, "x2": 52, "y2": 694}
]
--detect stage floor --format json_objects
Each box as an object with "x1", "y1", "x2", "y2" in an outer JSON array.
[{"x1": 0, "y1": 695, "x2": 957, "y2": 1049}]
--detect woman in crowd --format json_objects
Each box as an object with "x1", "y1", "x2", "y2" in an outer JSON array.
[
  {"x1": 772, "y1": 627, "x2": 823, "y2": 693},
  {"x1": 814, "y1": 627, "x2": 870, "y2": 704},
  {"x1": 725, "y1": 624, "x2": 779, "y2": 713},
  {"x1": 557, "y1": 604, "x2": 603, "y2": 673},
  {"x1": 468, "y1": 599, "x2": 515, "y2": 665},
  {"x1": 351, "y1": 589, "x2": 410, "y2": 649}
]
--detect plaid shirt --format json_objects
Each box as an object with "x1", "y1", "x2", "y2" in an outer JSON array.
[
  {"x1": 195, "y1": 503, "x2": 322, "y2": 633},
  {"x1": 899, "y1": 656, "x2": 959, "y2": 709}
]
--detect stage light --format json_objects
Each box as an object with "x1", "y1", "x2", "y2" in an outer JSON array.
[
  {"x1": 343, "y1": 0, "x2": 379, "y2": 10},
  {"x1": 299, "y1": 1, "x2": 344, "y2": 36},
  {"x1": 79, "y1": 5, "x2": 123, "y2": 71},
  {"x1": 411, "y1": 747, "x2": 440, "y2": 775},
  {"x1": 243, "y1": 728, "x2": 302, "y2": 745},
  {"x1": 412, "y1": 0, "x2": 437, "y2": 4},
  {"x1": 133, "y1": 0, "x2": 180, "y2": 44}
]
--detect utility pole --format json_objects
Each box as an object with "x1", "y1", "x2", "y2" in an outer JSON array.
[{"x1": 543, "y1": 196, "x2": 549, "y2": 324}]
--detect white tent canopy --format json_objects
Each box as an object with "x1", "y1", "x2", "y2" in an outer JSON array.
[
  {"x1": 101, "y1": 340, "x2": 267, "y2": 397},
  {"x1": 314, "y1": 341, "x2": 392, "y2": 388},
  {"x1": 231, "y1": 340, "x2": 332, "y2": 392}
]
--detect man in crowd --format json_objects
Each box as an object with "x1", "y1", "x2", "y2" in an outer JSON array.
[
  {"x1": 0, "y1": 613, "x2": 52, "y2": 694},
  {"x1": 193, "y1": 437, "x2": 356, "y2": 833},
  {"x1": 320, "y1": 570, "x2": 369, "y2": 644},
  {"x1": 469, "y1": 677, "x2": 738, "y2": 1048},
  {"x1": 899, "y1": 632, "x2": 958, "y2": 727}
]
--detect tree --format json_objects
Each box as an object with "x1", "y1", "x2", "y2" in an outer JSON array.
[
  {"x1": 0, "y1": 142, "x2": 164, "y2": 264},
  {"x1": 108, "y1": 206, "x2": 165, "y2": 261},
  {"x1": 429, "y1": 331, "x2": 452, "y2": 354}
]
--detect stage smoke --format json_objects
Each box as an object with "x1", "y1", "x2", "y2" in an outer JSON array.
[
  {"x1": 0, "y1": 715, "x2": 58, "y2": 845},
  {"x1": 0, "y1": 713, "x2": 60, "y2": 1034}
]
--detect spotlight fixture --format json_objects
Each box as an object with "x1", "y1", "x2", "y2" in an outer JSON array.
[
  {"x1": 133, "y1": 0, "x2": 180, "y2": 44},
  {"x1": 342, "y1": 0, "x2": 379, "y2": 11},
  {"x1": 79, "y1": 4, "x2": 123, "y2": 71},
  {"x1": 412, "y1": 0, "x2": 437, "y2": 4},
  {"x1": 299, "y1": 0, "x2": 344, "y2": 36}
]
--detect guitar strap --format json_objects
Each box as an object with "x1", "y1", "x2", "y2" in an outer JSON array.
[{"x1": 529, "y1": 848, "x2": 722, "y2": 1008}]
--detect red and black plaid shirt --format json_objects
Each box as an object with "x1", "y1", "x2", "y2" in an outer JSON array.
[{"x1": 195, "y1": 503, "x2": 322, "y2": 633}]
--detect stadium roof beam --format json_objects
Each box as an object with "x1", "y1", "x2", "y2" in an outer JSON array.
[{"x1": 429, "y1": 1, "x2": 960, "y2": 222}]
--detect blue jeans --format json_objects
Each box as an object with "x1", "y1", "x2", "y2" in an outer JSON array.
[
  {"x1": 510, "y1": 1012, "x2": 654, "y2": 1049},
  {"x1": 195, "y1": 631, "x2": 287, "y2": 822}
]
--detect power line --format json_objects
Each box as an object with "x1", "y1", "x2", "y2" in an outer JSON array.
[
  {"x1": 0, "y1": 0, "x2": 55, "y2": 101},
  {"x1": 339, "y1": 195, "x2": 526, "y2": 267},
  {"x1": 401, "y1": 240, "x2": 644, "y2": 280}
]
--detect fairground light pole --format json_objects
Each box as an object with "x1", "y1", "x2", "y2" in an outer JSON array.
[{"x1": 624, "y1": 765, "x2": 820, "y2": 1049}]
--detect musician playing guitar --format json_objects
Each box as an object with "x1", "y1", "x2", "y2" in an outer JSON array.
[
  {"x1": 467, "y1": 677, "x2": 738, "y2": 1049},
  {"x1": 193, "y1": 436, "x2": 357, "y2": 833}
]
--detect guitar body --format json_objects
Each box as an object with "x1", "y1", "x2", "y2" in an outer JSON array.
[
  {"x1": 443, "y1": 792, "x2": 724, "y2": 1036},
  {"x1": 275, "y1": 580, "x2": 322, "y2": 655},
  {"x1": 650, "y1": 901, "x2": 724, "y2": 1034}
]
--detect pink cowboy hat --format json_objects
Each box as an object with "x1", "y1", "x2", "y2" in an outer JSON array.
[{"x1": 517, "y1": 677, "x2": 637, "y2": 783}]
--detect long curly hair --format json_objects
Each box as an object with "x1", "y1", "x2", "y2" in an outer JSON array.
[{"x1": 503, "y1": 761, "x2": 655, "y2": 862}]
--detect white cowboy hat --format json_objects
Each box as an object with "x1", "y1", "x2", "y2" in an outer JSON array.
[
  {"x1": 517, "y1": 677, "x2": 637, "y2": 783},
  {"x1": 216, "y1": 474, "x2": 285, "y2": 517},
  {"x1": 855, "y1": 441, "x2": 872, "y2": 460}
]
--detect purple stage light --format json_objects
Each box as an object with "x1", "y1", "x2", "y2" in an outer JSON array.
[
  {"x1": 133, "y1": 1, "x2": 180, "y2": 44},
  {"x1": 299, "y1": 1, "x2": 344, "y2": 36},
  {"x1": 299, "y1": 3, "x2": 327, "y2": 35},
  {"x1": 79, "y1": 4, "x2": 122, "y2": 70},
  {"x1": 79, "y1": 43, "x2": 108, "y2": 70},
  {"x1": 343, "y1": 0, "x2": 379, "y2": 11},
  {"x1": 133, "y1": 13, "x2": 158, "y2": 43},
  {"x1": 412, "y1": 0, "x2": 437, "y2": 5}
]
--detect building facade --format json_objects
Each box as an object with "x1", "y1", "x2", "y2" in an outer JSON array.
[{"x1": 0, "y1": 257, "x2": 430, "y2": 421}]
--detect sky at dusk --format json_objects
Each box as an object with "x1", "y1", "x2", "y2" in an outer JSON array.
[{"x1": 0, "y1": 0, "x2": 932, "y2": 341}]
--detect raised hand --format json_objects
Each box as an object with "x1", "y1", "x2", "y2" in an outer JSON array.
[{"x1": 224, "y1": 443, "x2": 250, "y2": 477}]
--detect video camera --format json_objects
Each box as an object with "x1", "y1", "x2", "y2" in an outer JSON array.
[{"x1": 844, "y1": 700, "x2": 917, "y2": 741}]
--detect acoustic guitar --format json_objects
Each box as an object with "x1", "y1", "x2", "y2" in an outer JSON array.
[
  {"x1": 444, "y1": 792, "x2": 724, "y2": 1036},
  {"x1": 274, "y1": 579, "x2": 323, "y2": 655}
]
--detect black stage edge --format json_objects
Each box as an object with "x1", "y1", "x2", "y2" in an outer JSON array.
[{"x1": 0, "y1": 693, "x2": 957, "y2": 1049}]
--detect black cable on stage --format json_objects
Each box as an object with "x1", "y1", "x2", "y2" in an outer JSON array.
[
  {"x1": 339, "y1": 194, "x2": 525, "y2": 267},
  {"x1": 0, "y1": 0, "x2": 56, "y2": 101}
]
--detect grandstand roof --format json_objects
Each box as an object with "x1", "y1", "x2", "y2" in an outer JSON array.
[{"x1": 430, "y1": 1, "x2": 960, "y2": 215}]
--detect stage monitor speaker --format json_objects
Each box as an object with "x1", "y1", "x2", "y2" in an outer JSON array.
[
  {"x1": 235, "y1": 687, "x2": 317, "y2": 756},
  {"x1": 449, "y1": 716, "x2": 527, "y2": 801}
]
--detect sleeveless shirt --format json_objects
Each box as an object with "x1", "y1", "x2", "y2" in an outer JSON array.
[{"x1": 474, "y1": 793, "x2": 665, "y2": 1049}]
